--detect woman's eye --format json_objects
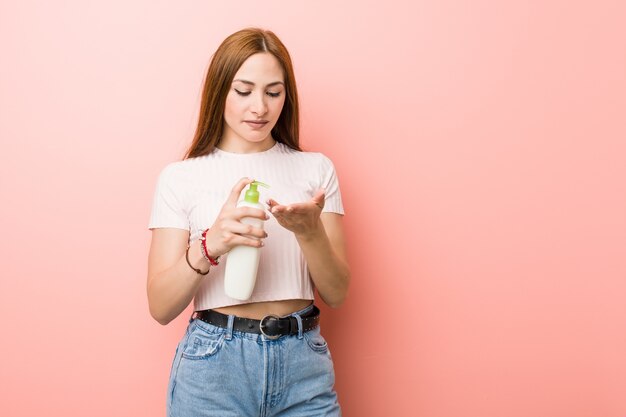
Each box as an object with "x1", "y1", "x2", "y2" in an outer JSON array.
[
  {"x1": 267, "y1": 92, "x2": 281, "y2": 98},
  {"x1": 234, "y1": 89, "x2": 251, "y2": 96}
]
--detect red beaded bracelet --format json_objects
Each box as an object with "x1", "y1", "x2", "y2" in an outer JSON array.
[{"x1": 200, "y1": 229, "x2": 220, "y2": 266}]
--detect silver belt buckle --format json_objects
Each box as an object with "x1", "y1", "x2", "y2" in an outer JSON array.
[{"x1": 259, "y1": 314, "x2": 281, "y2": 340}]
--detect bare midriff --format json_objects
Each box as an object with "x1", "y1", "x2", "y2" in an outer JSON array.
[{"x1": 212, "y1": 299, "x2": 313, "y2": 320}]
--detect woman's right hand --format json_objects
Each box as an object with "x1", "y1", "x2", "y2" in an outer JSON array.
[{"x1": 203, "y1": 177, "x2": 269, "y2": 258}]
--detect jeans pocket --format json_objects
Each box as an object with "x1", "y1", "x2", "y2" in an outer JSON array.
[
  {"x1": 181, "y1": 324, "x2": 226, "y2": 360},
  {"x1": 304, "y1": 328, "x2": 329, "y2": 354}
]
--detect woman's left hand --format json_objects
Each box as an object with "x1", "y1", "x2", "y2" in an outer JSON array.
[{"x1": 267, "y1": 189, "x2": 325, "y2": 237}]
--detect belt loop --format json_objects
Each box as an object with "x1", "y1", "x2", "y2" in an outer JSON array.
[
  {"x1": 189, "y1": 311, "x2": 196, "y2": 323},
  {"x1": 294, "y1": 313, "x2": 304, "y2": 340},
  {"x1": 225, "y1": 315, "x2": 235, "y2": 340}
]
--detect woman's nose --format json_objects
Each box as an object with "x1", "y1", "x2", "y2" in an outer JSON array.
[{"x1": 250, "y1": 93, "x2": 268, "y2": 116}]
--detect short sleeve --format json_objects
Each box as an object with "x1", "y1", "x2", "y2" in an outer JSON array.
[
  {"x1": 148, "y1": 164, "x2": 190, "y2": 231},
  {"x1": 319, "y1": 155, "x2": 345, "y2": 215}
]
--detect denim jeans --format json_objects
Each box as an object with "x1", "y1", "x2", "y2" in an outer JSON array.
[{"x1": 166, "y1": 304, "x2": 341, "y2": 417}]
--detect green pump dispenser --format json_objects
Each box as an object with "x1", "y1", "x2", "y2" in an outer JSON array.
[{"x1": 243, "y1": 181, "x2": 270, "y2": 204}]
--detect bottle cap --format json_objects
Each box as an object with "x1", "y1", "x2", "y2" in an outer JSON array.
[{"x1": 244, "y1": 181, "x2": 270, "y2": 203}]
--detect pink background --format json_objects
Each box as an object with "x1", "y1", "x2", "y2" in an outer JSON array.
[{"x1": 1, "y1": 1, "x2": 625, "y2": 416}]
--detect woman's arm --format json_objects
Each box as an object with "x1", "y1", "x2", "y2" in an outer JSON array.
[
  {"x1": 147, "y1": 228, "x2": 208, "y2": 325},
  {"x1": 296, "y1": 213, "x2": 350, "y2": 308},
  {"x1": 268, "y1": 191, "x2": 350, "y2": 308},
  {"x1": 147, "y1": 178, "x2": 268, "y2": 325}
]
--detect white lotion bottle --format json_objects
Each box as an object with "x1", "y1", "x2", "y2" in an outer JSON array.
[{"x1": 224, "y1": 181, "x2": 269, "y2": 300}]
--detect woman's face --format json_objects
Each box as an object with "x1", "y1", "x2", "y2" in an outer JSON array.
[{"x1": 221, "y1": 52, "x2": 286, "y2": 152}]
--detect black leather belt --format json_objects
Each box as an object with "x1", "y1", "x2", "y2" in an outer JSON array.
[{"x1": 195, "y1": 305, "x2": 320, "y2": 340}]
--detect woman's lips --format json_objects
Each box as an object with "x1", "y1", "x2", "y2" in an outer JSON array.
[{"x1": 244, "y1": 120, "x2": 268, "y2": 129}]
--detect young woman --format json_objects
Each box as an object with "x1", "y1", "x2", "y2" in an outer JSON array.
[{"x1": 147, "y1": 28, "x2": 350, "y2": 416}]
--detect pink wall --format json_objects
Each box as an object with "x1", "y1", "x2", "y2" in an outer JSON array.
[{"x1": 1, "y1": 1, "x2": 625, "y2": 416}]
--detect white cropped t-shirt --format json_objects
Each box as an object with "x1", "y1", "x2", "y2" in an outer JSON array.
[{"x1": 148, "y1": 142, "x2": 344, "y2": 311}]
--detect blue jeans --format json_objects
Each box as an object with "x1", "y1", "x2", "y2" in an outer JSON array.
[{"x1": 166, "y1": 304, "x2": 341, "y2": 417}]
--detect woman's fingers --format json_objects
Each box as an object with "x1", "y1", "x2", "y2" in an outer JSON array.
[
  {"x1": 213, "y1": 230, "x2": 264, "y2": 249},
  {"x1": 266, "y1": 198, "x2": 280, "y2": 212},
  {"x1": 267, "y1": 191, "x2": 325, "y2": 215},
  {"x1": 236, "y1": 236, "x2": 265, "y2": 248},
  {"x1": 205, "y1": 178, "x2": 271, "y2": 255},
  {"x1": 272, "y1": 201, "x2": 313, "y2": 215},
  {"x1": 206, "y1": 222, "x2": 265, "y2": 255},
  {"x1": 231, "y1": 206, "x2": 269, "y2": 221},
  {"x1": 224, "y1": 231, "x2": 265, "y2": 248},
  {"x1": 224, "y1": 219, "x2": 267, "y2": 239},
  {"x1": 226, "y1": 177, "x2": 254, "y2": 206},
  {"x1": 267, "y1": 199, "x2": 292, "y2": 215}
]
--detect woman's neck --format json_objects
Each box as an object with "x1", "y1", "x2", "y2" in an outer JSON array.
[{"x1": 217, "y1": 136, "x2": 276, "y2": 154}]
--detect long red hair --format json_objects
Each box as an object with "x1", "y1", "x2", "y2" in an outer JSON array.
[{"x1": 184, "y1": 28, "x2": 301, "y2": 159}]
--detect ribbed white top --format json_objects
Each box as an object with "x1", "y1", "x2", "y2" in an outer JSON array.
[{"x1": 148, "y1": 142, "x2": 344, "y2": 310}]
